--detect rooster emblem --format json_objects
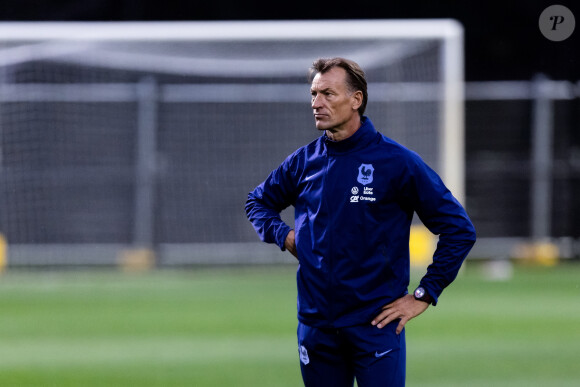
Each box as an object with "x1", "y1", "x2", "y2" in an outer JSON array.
[{"x1": 357, "y1": 163, "x2": 374, "y2": 185}]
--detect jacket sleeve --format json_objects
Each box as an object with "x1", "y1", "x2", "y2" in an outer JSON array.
[
  {"x1": 245, "y1": 155, "x2": 298, "y2": 251},
  {"x1": 403, "y1": 153, "x2": 476, "y2": 305}
]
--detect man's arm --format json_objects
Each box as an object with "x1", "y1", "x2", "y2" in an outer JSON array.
[
  {"x1": 372, "y1": 153, "x2": 476, "y2": 333},
  {"x1": 405, "y1": 153, "x2": 476, "y2": 303},
  {"x1": 245, "y1": 158, "x2": 298, "y2": 252}
]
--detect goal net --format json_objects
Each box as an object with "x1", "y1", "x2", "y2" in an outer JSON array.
[{"x1": 0, "y1": 20, "x2": 464, "y2": 267}]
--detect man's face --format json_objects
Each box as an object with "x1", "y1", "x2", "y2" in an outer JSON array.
[{"x1": 310, "y1": 67, "x2": 360, "y2": 132}]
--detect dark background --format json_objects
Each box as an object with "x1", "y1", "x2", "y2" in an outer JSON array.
[
  {"x1": 0, "y1": 0, "x2": 578, "y2": 82},
  {"x1": 0, "y1": 1, "x2": 579, "y2": 250}
]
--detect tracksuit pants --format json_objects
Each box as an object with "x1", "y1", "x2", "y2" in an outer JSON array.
[{"x1": 297, "y1": 320, "x2": 406, "y2": 387}]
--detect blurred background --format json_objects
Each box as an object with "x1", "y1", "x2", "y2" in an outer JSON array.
[
  {"x1": 0, "y1": 0, "x2": 578, "y2": 269},
  {"x1": 0, "y1": 1, "x2": 578, "y2": 386}
]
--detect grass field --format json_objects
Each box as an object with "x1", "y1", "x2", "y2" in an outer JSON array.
[{"x1": 0, "y1": 262, "x2": 579, "y2": 386}]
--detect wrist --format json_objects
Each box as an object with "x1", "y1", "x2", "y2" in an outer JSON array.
[{"x1": 413, "y1": 286, "x2": 434, "y2": 304}]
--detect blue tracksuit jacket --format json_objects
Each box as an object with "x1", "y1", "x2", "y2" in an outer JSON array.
[{"x1": 245, "y1": 117, "x2": 476, "y2": 328}]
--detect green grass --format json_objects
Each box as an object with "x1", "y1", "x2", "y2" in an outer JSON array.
[{"x1": 0, "y1": 262, "x2": 579, "y2": 386}]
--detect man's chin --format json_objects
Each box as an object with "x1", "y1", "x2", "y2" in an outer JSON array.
[{"x1": 314, "y1": 120, "x2": 329, "y2": 131}]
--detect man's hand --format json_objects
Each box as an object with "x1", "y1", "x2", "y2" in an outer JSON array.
[
  {"x1": 284, "y1": 230, "x2": 298, "y2": 259},
  {"x1": 371, "y1": 294, "x2": 429, "y2": 334}
]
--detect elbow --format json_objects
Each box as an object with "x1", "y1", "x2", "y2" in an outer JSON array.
[
  {"x1": 465, "y1": 221, "x2": 477, "y2": 245},
  {"x1": 446, "y1": 219, "x2": 477, "y2": 246},
  {"x1": 245, "y1": 194, "x2": 258, "y2": 220}
]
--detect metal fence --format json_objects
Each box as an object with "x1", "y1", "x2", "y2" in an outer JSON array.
[
  {"x1": 465, "y1": 76, "x2": 580, "y2": 259},
  {"x1": 1, "y1": 76, "x2": 579, "y2": 266}
]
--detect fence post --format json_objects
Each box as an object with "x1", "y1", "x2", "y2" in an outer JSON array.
[
  {"x1": 122, "y1": 76, "x2": 158, "y2": 270},
  {"x1": 530, "y1": 74, "x2": 554, "y2": 242}
]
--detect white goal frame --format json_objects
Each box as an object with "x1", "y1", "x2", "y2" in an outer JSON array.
[
  {"x1": 0, "y1": 19, "x2": 465, "y2": 202},
  {"x1": 0, "y1": 20, "x2": 465, "y2": 266}
]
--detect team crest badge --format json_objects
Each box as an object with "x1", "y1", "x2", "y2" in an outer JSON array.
[
  {"x1": 357, "y1": 164, "x2": 374, "y2": 185},
  {"x1": 299, "y1": 345, "x2": 310, "y2": 365}
]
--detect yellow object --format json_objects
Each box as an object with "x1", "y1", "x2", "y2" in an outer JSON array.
[
  {"x1": 118, "y1": 248, "x2": 155, "y2": 272},
  {"x1": 512, "y1": 241, "x2": 559, "y2": 266},
  {"x1": 409, "y1": 224, "x2": 436, "y2": 268},
  {"x1": 0, "y1": 233, "x2": 6, "y2": 272}
]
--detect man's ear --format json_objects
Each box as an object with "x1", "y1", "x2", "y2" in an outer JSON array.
[{"x1": 352, "y1": 90, "x2": 363, "y2": 111}]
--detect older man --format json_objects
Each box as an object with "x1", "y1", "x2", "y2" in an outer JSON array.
[{"x1": 246, "y1": 57, "x2": 476, "y2": 386}]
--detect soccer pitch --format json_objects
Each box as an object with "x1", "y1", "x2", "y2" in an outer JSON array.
[{"x1": 0, "y1": 262, "x2": 578, "y2": 386}]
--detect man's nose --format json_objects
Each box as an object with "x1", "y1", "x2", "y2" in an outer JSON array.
[{"x1": 312, "y1": 95, "x2": 322, "y2": 108}]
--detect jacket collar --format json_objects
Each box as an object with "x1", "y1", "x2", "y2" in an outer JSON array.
[{"x1": 323, "y1": 116, "x2": 378, "y2": 154}]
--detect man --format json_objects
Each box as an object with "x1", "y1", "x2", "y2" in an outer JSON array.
[{"x1": 245, "y1": 57, "x2": 476, "y2": 386}]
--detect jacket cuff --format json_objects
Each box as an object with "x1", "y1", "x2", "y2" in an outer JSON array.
[
  {"x1": 276, "y1": 225, "x2": 292, "y2": 251},
  {"x1": 418, "y1": 282, "x2": 439, "y2": 306}
]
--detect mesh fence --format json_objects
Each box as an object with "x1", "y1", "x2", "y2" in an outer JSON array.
[{"x1": 0, "y1": 23, "x2": 452, "y2": 266}]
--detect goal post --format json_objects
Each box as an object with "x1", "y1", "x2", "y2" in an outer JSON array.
[{"x1": 0, "y1": 20, "x2": 465, "y2": 267}]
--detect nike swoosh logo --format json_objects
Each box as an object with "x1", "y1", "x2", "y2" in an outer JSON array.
[
  {"x1": 304, "y1": 172, "x2": 322, "y2": 181},
  {"x1": 375, "y1": 349, "x2": 393, "y2": 358}
]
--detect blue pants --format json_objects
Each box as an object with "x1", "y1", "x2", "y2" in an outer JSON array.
[{"x1": 297, "y1": 321, "x2": 406, "y2": 387}]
